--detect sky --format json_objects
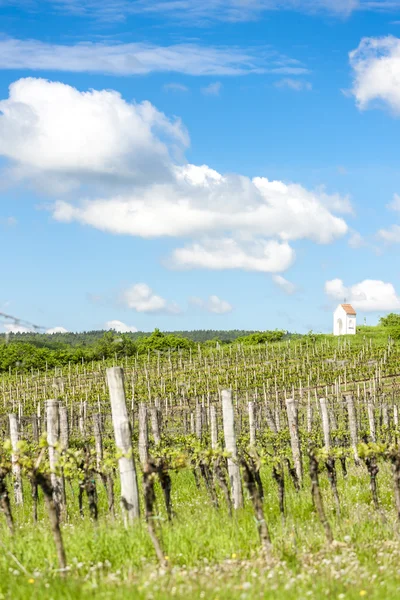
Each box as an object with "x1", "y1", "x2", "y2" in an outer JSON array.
[{"x1": 1, "y1": 0, "x2": 400, "y2": 334}]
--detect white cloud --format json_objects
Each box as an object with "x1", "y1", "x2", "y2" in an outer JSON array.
[
  {"x1": 387, "y1": 193, "x2": 400, "y2": 211},
  {"x1": 190, "y1": 295, "x2": 233, "y2": 314},
  {"x1": 0, "y1": 77, "x2": 188, "y2": 185},
  {"x1": 274, "y1": 78, "x2": 312, "y2": 91},
  {"x1": 272, "y1": 275, "x2": 297, "y2": 295},
  {"x1": 169, "y1": 239, "x2": 295, "y2": 272},
  {"x1": 0, "y1": 78, "x2": 350, "y2": 273},
  {"x1": 121, "y1": 283, "x2": 180, "y2": 313},
  {"x1": 105, "y1": 320, "x2": 138, "y2": 333},
  {"x1": 46, "y1": 326, "x2": 68, "y2": 334},
  {"x1": 350, "y1": 36, "x2": 400, "y2": 113},
  {"x1": 376, "y1": 195, "x2": 400, "y2": 241},
  {"x1": 325, "y1": 278, "x2": 400, "y2": 311},
  {"x1": 377, "y1": 224, "x2": 400, "y2": 243},
  {"x1": 0, "y1": 38, "x2": 305, "y2": 77},
  {"x1": 348, "y1": 231, "x2": 365, "y2": 248},
  {"x1": 163, "y1": 83, "x2": 189, "y2": 92},
  {"x1": 52, "y1": 168, "x2": 349, "y2": 244},
  {"x1": 201, "y1": 82, "x2": 222, "y2": 96}
]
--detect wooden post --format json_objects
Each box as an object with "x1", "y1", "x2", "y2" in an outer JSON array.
[
  {"x1": 107, "y1": 367, "x2": 140, "y2": 522},
  {"x1": 367, "y1": 402, "x2": 376, "y2": 443},
  {"x1": 93, "y1": 413, "x2": 103, "y2": 472},
  {"x1": 221, "y1": 389, "x2": 243, "y2": 509},
  {"x1": 210, "y1": 405, "x2": 218, "y2": 449},
  {"x1": 46, "y1": 400, "x2": 64, "y2": 512},
  {"x1": 306, "y1": 394, "x2": 313, "y2": 434},
  {"x1": 150, "y1": 407, "x2": 161, "y2": 446},
  {"x1": 346, "y1": 395, "x2": 360, "y2": 464},
  {"x1": 319, "y1": 398, "x2": 331, "y2": 450},
  {"x1": 9, "y1": 414, "x2": 23, "y2": 505},
  {"x1": 195, "y1": 402, "x2": 202, "y2": 439},
  {"x1": 59, "y1": 405, "x2": 69, "y2": 452},
  {"x1": 248, "y1": 401, "x2": 256, "y2": 447},
  {"x1": 138, "y1": 403, "x2": 149, "y2": 468},
  {"x1": 286, "y1": 399, "x2": 303, "y2": 484}
]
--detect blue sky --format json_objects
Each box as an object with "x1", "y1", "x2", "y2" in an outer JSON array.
[{"x1": 1, "y1": 0, "x2": 400, "y2": 334}]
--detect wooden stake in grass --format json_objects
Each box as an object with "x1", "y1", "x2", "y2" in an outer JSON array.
[
  {"x1": 308, "y1": 446, "x2": 333, "y2": 544},
  {"x1": 46, "y1": 400, "x2": 64, "y2": 515},
  {"x1": 248, "y1": 401, "x2": 256, "y2": 447},
  {"x1": 210, "y1": 406, "x2": 218, "y2": 449},
  {"x1": 107, "y1": 367, "x2": 140, "y2": 523},
  {"x1": 138, "y1": 403, "x2": 149, "y2": 469},
  {"x1": 221, "y1": 389, "x2": 243, "y2": 510},
  {"x1": 286, "y1": 399, "x2": 303, "y2": 485},
  {"x1": 9, "y1": 414, "x2": 23, "y2": 506},
  {"x1": 345, "y1": 395, "x2": 360, "y2": 465},
  {"x1": 93, "y1": 413, "x2": 115, "y2": 518},
  {"x1": 319, "y1": 398, "x2": 331, "y2": 450}
]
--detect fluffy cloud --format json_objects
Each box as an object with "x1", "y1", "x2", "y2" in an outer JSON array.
[
  {"x1": 350, "y1": 36, "x2": 400, "y2": 113},
  {"x1": 0, "y1": 78, "x2": 350, "y2": 273},
  {"x1": 46, "y1": 326, "x2": 68, "y2": 334},
  {"x1": 0, "y1": 78, "x2": 188, "y2": 185},
  {"x1": 272, "y1": 275, "x2": 297, "y2": 295},
  {"x1": 105, "y1": 320, "x2": 138, "y2": 333},
  {"x1": 190, "y1": 295, "x2": 233, "y2": 314},
  {"x1": 325, "y1": 278, "x2": 400, "y2": 311},
  {"x1": 170, "y1": 239, "x2": 294, "y2": 272},
  {"x1": 121, "y1": 283, "x2": 180, "y2": 314}
]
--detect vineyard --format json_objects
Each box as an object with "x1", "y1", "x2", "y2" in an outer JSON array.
[{"x1": 2, "y1": 333, "x2": 400, "y2": 599}]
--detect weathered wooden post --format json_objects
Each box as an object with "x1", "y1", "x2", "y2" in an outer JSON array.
[
  {"x1": 210, "y1": 405, "x2": 218, "y2": 449},
  {"x1": 59, "y1": 405, "x2": 69, "y2": 452},
  {"x1": 195, "y1": 402, "x2": 202, "y2": 439},
  {"x1": 150, "y1": 407, "x2": 161, "y2": 446},
  {"x1": 46, "y1": 399, "x2": 64, "y2": 512},
  {"x1": 286, "y1": 398, "x2": 303, "y2": 484},
  {"x1": 319, "y1": 398, "x2": 331, "y2": 450},
  {"x1": 93, "y1": 413, "x2": 103, "y2": 472},
  {"x1": 221, "y1": 389, "x2": 243, "y2": 509},
  {"x1": 9, "y1": 414, "x2": 23, "y2": 505},
  {"x1": 107, "y1": 367, "x2": 140, "y2": 522},
  {"x1": 367, "y1": 402, "x2": 376, "y2": 443},
  {"x1": 138, "y1": 403, "x2": 149, "y2": 468},
  {"x1": 248, "y1": 401, "x2": 256, "y2": 447},
  {"x1": 346, "y1": 395, "x2": 360, "y2": 465}
]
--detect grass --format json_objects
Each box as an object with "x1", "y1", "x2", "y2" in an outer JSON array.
[{"x1": 1, "y1": 462, "x2": 400, "y2": 599}]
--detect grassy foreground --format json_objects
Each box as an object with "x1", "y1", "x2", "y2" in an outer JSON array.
[{"x1": 1, "y1": 465, "x2": 400, "y2": 600}]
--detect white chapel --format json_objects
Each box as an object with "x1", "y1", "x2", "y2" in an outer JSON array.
[{"x1": 333, "y1": 304, "x2": 357, "y2": 336}]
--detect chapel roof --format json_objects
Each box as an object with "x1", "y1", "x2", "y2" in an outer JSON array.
[{"x1": 340, "y1": 303, "x2": 356, "y2": 315}]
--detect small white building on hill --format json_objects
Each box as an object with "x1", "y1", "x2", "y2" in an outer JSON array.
[{"x1": 333, "y1": 304, "x2": 357, "y2": 336}]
